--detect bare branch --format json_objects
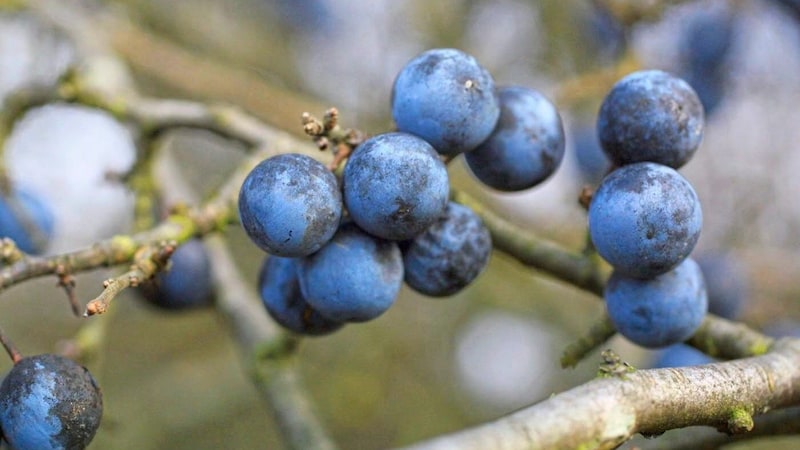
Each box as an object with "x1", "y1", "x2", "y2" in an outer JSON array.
[
  {"x1": 205, "y1": 234, "x2": 338, "y2": 450},
  {"x1": 402, "y1": 338, "x2": 800, "y2": 450}
]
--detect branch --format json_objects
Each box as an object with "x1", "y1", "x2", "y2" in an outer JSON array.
[
  {"x1": 402, "y1": 338, "x2": 800, "y2": 450},
  {"x1": 561, "y1": 313, "x2": 617, "y2": 368},
  {"x1": 204, "y1": 234, "x2": 338, "y2": 450},
  {"x1": 633, "y1": 405, "x2": 800, "y2": 449},
  {"x1": 0, "y1": 146, "x2": 270, "y2": 299}
]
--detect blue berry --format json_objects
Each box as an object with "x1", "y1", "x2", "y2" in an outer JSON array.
[
  {"x1": 465, "y1": 86, "x2": 565, "y2": 191},
  {"x1": 651, "y1": 344, "x2": 714, "y2": 369},
  {"x1": 0, "y1": 354, "x2": 102, "y2": 450},
  {"x1": 570, "y1": 123, "x2": 611, "y2": 185},
  {"x1": 679, "y1": 7, "x2": 734, "y2": 115},
  {"x1": 391, "y1": 48, "x2": 500, "y2": 155},
  {"x1": 238, "y1": 153, "x2": 342, "y2": 257},
  {"x1": 695, "y1": 251, "x2": 748, "y2": 320},
  {"x1": 773, "y1": 0, "x2": 800, "y2": 20},
  {"x1": 581, "y1": 3, "x2": 626, "y2": 62},
  {"x1": 402, "y1": 202, "x2": 491, "y2": 297},
  {"x1": 258, "y1": 256, "x2": 343, "y2": 336},
  {"x1": 597, "y1": 70, "x2": 704, "y2": 169},
  {"x1": 681, "y1": 8, "x2": 734, "y2": 70},
  {"x1": 298, "y1": 223, "x2": 403, "y2": 322},
  {"x1": 589, "y1": 162, "x2": 702, "y2": 279},
  {"x1": 0, "y1": 187, "x2": 54, "y2": 254},
  {"x1": 142, "y1": 239, "x2": 214, "y2": 310},
  {"x1": 606, "y1": 258, "x2": 708, "y2": 349},
  {"x1": 343, "y1": 132, "x2": 449, "y2": 240}
]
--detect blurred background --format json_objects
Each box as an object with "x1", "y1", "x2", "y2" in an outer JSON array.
[{"x1": 1, "y1": 0, "x2": 800, "y2": 448}]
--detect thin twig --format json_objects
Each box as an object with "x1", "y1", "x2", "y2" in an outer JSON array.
[{"x1": 205, "y1": 234, "x2": 338, "y2": 450}]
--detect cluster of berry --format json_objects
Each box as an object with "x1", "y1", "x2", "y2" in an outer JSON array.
[
  {"x1": 588, "y1": 70, "x2": 708, "y2": 349},
  {"x1": 240, "y1": 48, "x2": 566, "y2": 336}
]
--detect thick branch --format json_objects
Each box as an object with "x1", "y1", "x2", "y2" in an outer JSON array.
[
  {"x1": 402, "y1": 338, "x2": 800, "y2": 450},
  {"x1": 204, "y1": 234, "x2": 337, "y2": 450}
]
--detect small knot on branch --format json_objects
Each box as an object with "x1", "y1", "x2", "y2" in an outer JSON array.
[
  {"x1": 0, "y1": 238, "x2": 24, "y2": 265},
  {"x1": 596, "y1": 348, "x2": 635, "y2": 378},
  {"x1": 726, "y1": 408, "x2": 754, "y2": 434}
]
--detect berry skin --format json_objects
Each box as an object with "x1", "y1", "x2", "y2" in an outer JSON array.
[
  {"x1": 141, "y1": 239, "x2": 214, "y2": 310},
  {"x1": 571, "y1": 123, "x2": 611, "y2": 185},
  {"x1": 695, "y1": 251, "x2": 748, "y2": 320},
  {"x1": 343, "y1": 132, "x2": 449, "y2": 241},
  {"x1": 402, "y1": 202, "x2": 491, "y2": 297},
  {"x1": 465, "y1": 86, "x2": 566, "y2": 191},
  {"x1": 298, "y1": 223, "x2": 403, "y2": 322},
  {"x1": 588, "y1": 162, "x2": 702, "y2": 279},
  {"x1": 0, "y1": 354, "x2": 103, "y2": 450},
  {"x1": 391, "y1": 48, "x2": 500, "y2": 155},
  {"x1": 605, "y1": 258, "x2": 708, "y2": 349},
  {"x1": 0, "y1": 187, "x2": 54, "y2": 254},
  {"x1": 651, "y1": 344, "x2": 714, "y2": 368},
  {"x1": 597, "y1": 70, "x2": 704, "y2": 169},
  {"x1": 238, "y1": 153, "x2": 342, "y2": 257},
  {"x1": 258, "y1": 256, "x2": 343, "y2": 336}
]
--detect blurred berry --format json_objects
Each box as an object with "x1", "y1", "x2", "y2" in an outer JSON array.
[{"x1": 141, "y1": 239, "x2": 214, "y2": 310}]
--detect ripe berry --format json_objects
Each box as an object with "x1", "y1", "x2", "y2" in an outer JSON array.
[
  {"x1": 298, "y1": 223, "x2": 403, "y2": 322},
  {"x1": 597, "y1": 70, "x2": 704, "y2": 169},
  {"x1": 465, "y1": 86, "x2": 565, "y2": 191},
  {"x1": 605, "y1": 258, "x2": 708, "y2": 349},
  {"x1": 588, "y1": 162, "x2": 702, "y2": 279},
  {"x1": 238, "y1": 153, "x2": 342, "y2": 257},
  {"x1": 0, "y1": 354, "x2": 102, "y2": 450},
  {"x1": 0, "y1": 187, "x2": 54, "y2": 254},
  {"x1": 259, "y1": 256, "x2": 343, "y2": 336},
  {"x1": 141, "y1": 239, "x2": 214, "y2": 310},
  {"x1": 343, "y1": 132, "x2": 449, "y2": 241},
  {"x1": 392, "y1": 48, "x2": 500, "y2": 155},
  {"x1": 402, "y1": 202, "x2": 491, "y2": 297},
  {"x1": 651, "y1": 344, "x2": 714, "y2": 368}
]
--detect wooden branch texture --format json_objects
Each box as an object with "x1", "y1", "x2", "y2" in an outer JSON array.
[{"x1": 403, "y1": 339, "x2": 800, "y2": 450}]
